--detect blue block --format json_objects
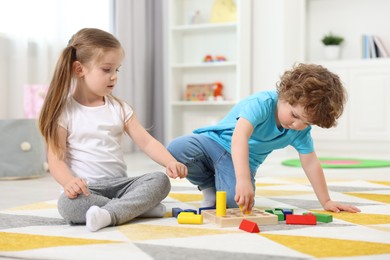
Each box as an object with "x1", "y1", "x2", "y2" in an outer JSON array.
[
  {"x1": 172, "y1": 207, "x2": 183, "y2": 218},
  {"x1": 198, "y1": 206, "x2": 216, "y2": 214}
]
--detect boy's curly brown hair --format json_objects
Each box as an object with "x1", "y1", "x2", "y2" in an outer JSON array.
[{"x1": 276, "y1": 63, "x2": 346, "y2": 128}]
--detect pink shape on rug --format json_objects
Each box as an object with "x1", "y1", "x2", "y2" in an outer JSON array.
[{"x1": 320, "y1": 160, "x2": 361, "y2": 165}]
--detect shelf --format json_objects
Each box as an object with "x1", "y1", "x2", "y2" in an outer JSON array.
[
  {"x1": 310, "y1": 57, "x2": 390, "y2": 68},
  {"x1": 172, "y1": 22, "x2": 236, "y2": 33},
  {"x1": 172, "y1": 101, "x2": 236, "y2": 106},
  {"x1": 171, "y1": 61, "x2": 236, "y2": 69},
  {"x1": 166, "y1": 0, "x2": 251, "y2": 141}
]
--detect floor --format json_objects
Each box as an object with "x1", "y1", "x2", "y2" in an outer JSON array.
[{"x1": 0, "y1": 149, "x2": 389, "y2": 210}]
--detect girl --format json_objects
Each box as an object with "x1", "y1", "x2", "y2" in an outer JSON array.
[{"x1": 39, "y1": 28, "x2": 187, "y2": 232}]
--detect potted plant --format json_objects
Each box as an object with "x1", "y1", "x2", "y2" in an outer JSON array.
[{"x1": 321, "y1": 33, "x2": 344, "y2": 60}]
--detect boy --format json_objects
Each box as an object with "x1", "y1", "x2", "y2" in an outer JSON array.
[{"x1": 167, "y1": 63, "x2": 360, "y2": 214}]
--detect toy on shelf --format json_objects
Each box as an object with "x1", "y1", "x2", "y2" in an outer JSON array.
[
  {"x1": 203, "y1": 55, "x2": 213, "y2": 62},
  {"x1": 214, "y1": 55, "x2": 227, "y2": 62},
  {"x1": 184, "y1": 82, "x2": 224, "y2": 101},
  {"x1": 202, "y1": 55, "x2": 227, "y2": 63},
  {"x1": 188, "y1": 10, "x2": 201, "y2": 24},
  {"x1": 210, "y1": 0, "x2": 237, "y2": 23}
]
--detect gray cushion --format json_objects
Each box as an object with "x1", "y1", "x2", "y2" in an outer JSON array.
[{"x1": 0, "y1": 119, "x2": 46, "y2": 179}]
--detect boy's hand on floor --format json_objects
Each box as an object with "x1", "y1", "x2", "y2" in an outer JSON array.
[{"x1": 324, "y1": 200, "x2": 361, "y2": 213}]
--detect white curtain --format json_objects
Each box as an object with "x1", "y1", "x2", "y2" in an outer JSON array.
[
  {"x1": 112, "y1": 0, "x2": 166, "y2": 151},
  {"x1": 0, "y1": 0, "x2": 110, "y2": 119}
]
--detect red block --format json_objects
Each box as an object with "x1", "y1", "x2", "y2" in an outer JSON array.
[
  {"x1": 239, "y1": 219, "x2": 260, "y2": 233},
  {"x1": 286, "y1": 213, "x2": 316, "y2": 225}
]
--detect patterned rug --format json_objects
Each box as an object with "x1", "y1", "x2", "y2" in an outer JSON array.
[{"x1": 1, "y1": 176, "x2": 390, "y2": 260}]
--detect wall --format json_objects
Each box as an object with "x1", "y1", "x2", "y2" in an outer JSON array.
[{"x1": 251, "y1": 0, "x2": 304, "y2": 92}]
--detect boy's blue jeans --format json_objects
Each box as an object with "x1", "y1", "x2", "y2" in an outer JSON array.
[{"x1": 167, "y1": 134, "x2": 256, "y2": 208}]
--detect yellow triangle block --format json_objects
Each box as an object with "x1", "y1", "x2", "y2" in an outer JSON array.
[
  {"x1": 0, "y1": 232, "x2": 119, "y2": 251},
  {"x1": 119, "y1": 224, "x2": 238, "y2": 241},
  {"x1": 168, "y1": 193, "x2": 203, "y2": 202},
  {"x1": 345, "y1": 193, "x2": 390, "y2": 204},
  {"x1": 262, "y1": 234, "x2": 390, "y2": 257}
]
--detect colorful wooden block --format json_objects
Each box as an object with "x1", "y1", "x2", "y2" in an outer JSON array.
[
  {"x1": 239, "y1": 219, "x2": 260, "y2": 233},
  {"x1": 275, "y1": 208, "x2": 294, "y2": 218},
  {"x1": 177, "y1": 212, "x2": 203, "y2": 224},
  {"x1": 198, "y1": 206, "x2": 216, "y2": 214},
  {"x1": 265, "y1": 209, "x2": 285, "y2": 221},
  {"x1": 303, "y1": 212, "x2": 333, "y2": 223},
  {"x1": 286, "y1": 213, "x2": 316, "y2": 225},
  {"x1": 172, "y1": 207, "x2": 183, "y2": 218},
  {"x1": 201, "y1": 208, "x2": 278, "y2": 228},
  {"x1": 216, "y1": 191, "x2": 227, "y2": 216},
  {"x1": 183, "y1": 209, "x2": 197, "y2": 214}
]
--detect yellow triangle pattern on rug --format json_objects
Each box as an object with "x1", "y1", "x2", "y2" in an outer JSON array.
[
  {"x1": 311, "y1": 210, "x2": 390, "y2": 225},
  {"x1": 256, "y1": 190, "x2": 312, "y2": 197},
  {"x1": 8, "y1": 202, "x2": 57, "y2": 211},
  {"x1": 255, "y1": 183, "x2": 281, "y2": 187},
  {"x1": 345, "y1": 193, "x2": 390, "y2": 204},
  {"x1": 0, "y1": 232, "x2": 120, "y2": 251},
  {"x1": 261, "y1": 234, "x2": 390, "y2": 257},
  {"x1": 119, "y1": 223, "x2": 239, "y2": 241},
  {"x1": 168, "y1": 193, "x2": 203, "y2": 202},
  {"x1": 369, "y1": 181, "x2": 390, "y2": 186}
]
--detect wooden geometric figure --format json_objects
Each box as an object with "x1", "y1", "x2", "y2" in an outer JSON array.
[
  {"x1": 201, "y1": 208, "x2": 278, "y2": 227},
  {"x1": 286, "y1": 213, "x2": 317, "y2": 225},
  {"x1": 216, "y1": 191, "x2": 227, "y2": 216},
  {"x1": 265, "y1": 209, "x2": 285, "y2": 221},
  {"x1": 303, "y1": 212, "x2": 333, "y2": 223},
  {"x1": 177, "y1": 212, "x2": 203, "y2": 224},
  {"x1": 239, "y1": 219, "x2": 260, "y2": 233}
]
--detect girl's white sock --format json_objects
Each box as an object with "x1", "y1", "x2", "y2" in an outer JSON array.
[
  {"x1": 139, "y1": 203, "x2": 166, "y2": 218},
  {"x1": 86, "y1": 206, "x2": 111, "y2": 232},
  {"x1": 201, "y1": 186, "x2": 216, "y2": 207}
]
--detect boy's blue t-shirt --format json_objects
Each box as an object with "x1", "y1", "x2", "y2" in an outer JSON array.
[{"x1": 193, "y1": 90, "x2": 314, "y2": 172}]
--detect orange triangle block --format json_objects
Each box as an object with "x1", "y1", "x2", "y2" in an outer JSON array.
[{"x1": 239, "y1": 219, "x2": 260, "y2": 233}]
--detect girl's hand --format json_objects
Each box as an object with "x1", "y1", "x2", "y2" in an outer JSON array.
[
  {"x1": 63, "y1": 177, "x2": 89, "y2": 199},
  {"x1": 166, "y1": 161, "x2": 188, "y2": 179},
  {"x1": 324, "y1": 200, "x2": 361, "y2": 213},
  {"x1": 234, "y1": 179, "x2": 254, "y2": 213}
]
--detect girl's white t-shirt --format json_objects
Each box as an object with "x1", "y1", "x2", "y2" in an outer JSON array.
[{"x1": 58, "y1": 96, "x2": 133, "y2": 183}]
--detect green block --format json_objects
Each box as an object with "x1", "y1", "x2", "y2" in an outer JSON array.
[
  {"x1": 304, "y1": 212, "x2": 333, "y2": 223},
  {"x1": 265, "y1": 209, "x2": 285, "y2": 221}
]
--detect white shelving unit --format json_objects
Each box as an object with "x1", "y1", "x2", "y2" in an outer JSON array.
[
  {"x1": 303, "y1": 0, "x2": 390, "y2": 152},
  {"x1": 166, "y1": 0, "x2": 251, "y2": 141},
  {"x1": 252, "y1": 0, "x2": 390, "y2": 153}
]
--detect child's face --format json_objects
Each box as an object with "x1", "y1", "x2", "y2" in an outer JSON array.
[
  {"x1": 80, "y1": 49, "x2": 124, "y2": 99},
  {"x1": 276, "y1": 100, "x2": 310, "y2": 131}
]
